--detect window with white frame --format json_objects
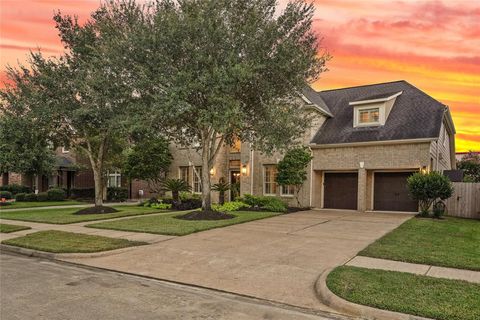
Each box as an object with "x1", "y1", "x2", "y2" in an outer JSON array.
[
  {"x1": 193, "y1": 166, "x2": 202, "y2": 193},
  {"x1": 179, "y1": 166, "x2": 190, "y2": 183},
  {"x1": 263, "y1": 165, "x2": 277, "y2": 195},
  {"x1": 281, "y1": 185, "x2": 295, "y2": 196},
  {"x1": 107, "y1": 171, "x2": 122, "y2": 188},
  {"x1": 358, "y1": 108, "x2": 380, "y2": 124}
]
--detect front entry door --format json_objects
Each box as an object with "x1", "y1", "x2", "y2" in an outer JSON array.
[{"x1": 229, "y1": 170, "x2": 241, "y2": 201}]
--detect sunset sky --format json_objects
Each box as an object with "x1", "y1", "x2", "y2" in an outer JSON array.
[{"x1": 1, "y1": 0, "x2": 478, "y2": 151}]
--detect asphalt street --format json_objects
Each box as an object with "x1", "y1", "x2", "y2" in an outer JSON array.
[{"x1": 0, "y1": 252, "x2": 349, "y2": 320}]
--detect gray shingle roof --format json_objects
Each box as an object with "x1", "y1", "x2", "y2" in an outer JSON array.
[
  {"x1": 311, "y1": 80, "x2": 446, "y2": 145},
  {"x1": 301, "y1": 86, "x2": 333, "y2": 116}
]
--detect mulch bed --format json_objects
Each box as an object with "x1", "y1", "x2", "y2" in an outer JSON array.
[
  {"x1": 176, "y1": 210, "x2": 235, "y2": 221},
  {"x1": 74, "y1": 206, "x2": 119, "y2": 215}
]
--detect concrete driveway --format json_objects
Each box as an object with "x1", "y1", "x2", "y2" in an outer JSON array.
[{"x1": 64, "y1": 210, "x2": 410, "y2": 313}]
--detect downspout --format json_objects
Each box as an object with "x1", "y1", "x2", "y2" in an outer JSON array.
[{"x1": 309, "y1": 146, "x2": 313, "y2": 208}]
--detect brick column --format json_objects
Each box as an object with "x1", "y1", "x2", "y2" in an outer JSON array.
[{"x1": 357, "y1": 168, "x2": 367, "y2": 212}]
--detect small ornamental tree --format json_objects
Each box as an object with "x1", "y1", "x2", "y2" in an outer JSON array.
[
  {"x1": 211, "y1": 178, "x2": 230, "y2": 205},
  {"x1": 276, "y1": 147, "x2": 313, "y2": 207},
  {"x1": 407, "y1": 171, "x2": 454, "y2": 216}
]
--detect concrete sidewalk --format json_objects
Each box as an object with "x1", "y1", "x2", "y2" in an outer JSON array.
[
  {"x1": 0, "y1": 210, "x2": 174, "y2": 244},
  {"x1": 347, "y1": 256, "x2": 480, "y2": 284},
  {"x1": 0, "y1": 201, "x2": 139, "y2": 212}
]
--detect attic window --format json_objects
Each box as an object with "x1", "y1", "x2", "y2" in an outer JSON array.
[
  {"x1": 351, "y1": 91, "x2": 402, "y2": 127},
  {"x1": 359, "y1": 108, "x2": 379, "y2": 124}
]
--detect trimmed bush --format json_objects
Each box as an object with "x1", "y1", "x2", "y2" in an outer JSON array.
[
  {"x1": 407, "y1": 172, "x2": 454, "y2": 217},
  {"x1": 15, "y1": 193, "x2": 27, "y2": 201},
  {"x1": 212, "y1": 201, "x2": 249, "y2": 212},
  {"x1": 37, "y1": 192, "x2": 49, "y2": 202},
  {"x1": 0, "y1": 184, "x2": 31, "y2": 195},
  {"x1": 239, "y1": 194, "x2": 287, "y2": 212},
  {"x1": 150, "y1": 202, "x2": 172, "y2": 210},
  {"x1": 0, "y1": 191, "x2": 13, "y2": 200},
  {"x1": 70, "y1": 188, "x2": 95, "y2": 199},
  {"x1": 47, "y1": 188, "x2": 66, "y2": 201},
  {"x1": 24, "y1": 193, "x2": 38, "y2": 202},
  {"x1": 107, "y1": 187, "x2": 128, "y2": 202}
]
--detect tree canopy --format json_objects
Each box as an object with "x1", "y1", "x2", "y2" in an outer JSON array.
[
  {"x1": 457, "y1": 152, "x2": 480, "y2": 182},
  {"x1": 131, "y1": 0, "x2": 329, "y2": 211},
  {"x1": 276, "y1": 146, "x2": 313, "y2": 206}
]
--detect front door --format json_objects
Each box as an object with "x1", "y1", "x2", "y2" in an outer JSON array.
[{"x1": 229, "y1": 170, "x2": 241, "y2": 201}]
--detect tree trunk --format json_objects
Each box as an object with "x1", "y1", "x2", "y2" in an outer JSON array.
[
  {"x1": 92, "y1": 165, "x2": 104, "y2": 207},
  {"x1": 201, "y1": 149, "x2": 212, "y2": 211},
  {"x1": 219, "y1": 191, "x2": 225, "y2": 205}
]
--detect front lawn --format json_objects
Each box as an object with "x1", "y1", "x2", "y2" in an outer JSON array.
[
  {"x1": 1, "y1": 230, "x2": 146, "y2": 253},
  {"x1": 87, "y1": 211, "x2": 280, "y2": 236},
  {"x1": 359, "y1": 216, "x2": 480, "y2": 271},
  {"x1": 327, "y1": 266, "x2": 480, "y2": 320},
  {"x1": 0, "y1": 205, "x2": 166, "y2": 224},
  {"x1": 0, "y1": 223, "x2": 31, "y2": 233},
  {"x1": 1, "y1": 200, "x2": 86, "y2": 209}
]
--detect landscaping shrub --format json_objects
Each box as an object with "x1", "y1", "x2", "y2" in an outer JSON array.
[
  {"x1": 150, "y1": 202, "x2": 172, "y2": 210},
  {"x1": 107, "y1": 187, "x2": 128, "y2": 202},
  {"x1": 212, "y1": 201, "x2": 249, "y2": 212},
  {"x1": 47, "y1": 188, "x2": 66, "y2": 201},
  {"x1": 239, "y1": 194, "x2": 287, "y2": 212},
  {"x1": 0, "y1": 191, "x2": 13, "y2": 200},
  {"x1": 407, "y1": 172, "x2": 454, "y2": 217},
  {"x1": 24, "y1": 193, "x2": 38, "y2": 202},
  {"x1": 15, "y1": 193, "x2": 27, "y2": 201},
  {"x1": 70, "y1": 188, "x2": 95, "y2": 199},
  {"x1": 0, "y1": 184, "x2": 31, "y2": 195},
  {"x1": 37, "y1": 192, "x2": 49, "y2": 202}
]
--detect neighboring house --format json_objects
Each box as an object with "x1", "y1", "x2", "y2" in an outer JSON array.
[{"x1": 2, "y1": 80, "x2": 456, "y2": 212}]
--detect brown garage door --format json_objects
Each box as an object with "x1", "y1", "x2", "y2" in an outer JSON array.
[
  {"x1": 324, "y1": 172, "x2": 358, "y2": 210},
  {"x1": 374, "y1": 172, "x2": 418, "y2": 212}
]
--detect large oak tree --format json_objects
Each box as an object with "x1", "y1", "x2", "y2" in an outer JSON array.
[{"x1": 133, "y1": 0, "x2": 329, "y2": 212}]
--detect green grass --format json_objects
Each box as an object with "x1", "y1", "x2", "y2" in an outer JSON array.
[
  {"x1": 87, "y1": 211, "x2": 280, "y2": 236},
  {"x1": 1, "y1": 200, "x2": 86, "y2": 209},
  {"x1": 327, "y1": 266, "x2": 480, "y2": 320},
  {"x1": 0, "y1": 223, "x2": 31, "y2": 233},
  {"x1": 359, "y1": 216, "x2": 480, "y2": 270},
  {"x1": 1, "y1": 230, "x2": 146, "y2": 253},
  {"x1": 0, "y1": 205, "x2": 166, "y2": 224}
]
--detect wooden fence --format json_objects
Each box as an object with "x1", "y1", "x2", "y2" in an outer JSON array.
[{"x1": 445, "y1": 182, "x2": 480, "y2": 219}]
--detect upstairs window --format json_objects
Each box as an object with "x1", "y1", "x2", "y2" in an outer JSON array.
[{"x1": 358, "y1": 108, "x2": 380, "y2": 124}]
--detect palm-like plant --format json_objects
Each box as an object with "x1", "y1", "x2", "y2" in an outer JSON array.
[
  {"x1": 161, "y1": 179, "x2": 191, "y2": 202},
  {"x1": 211, "y1": 178, "x2": 230, "y2": 205}
]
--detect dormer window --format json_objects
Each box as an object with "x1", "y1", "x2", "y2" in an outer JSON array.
[
  {"x1": 359, "y1": 108, "x2": 380, "y2": 124},
  {"x1": 350, "y1": 91, "x2": 402, "y2": 128}
]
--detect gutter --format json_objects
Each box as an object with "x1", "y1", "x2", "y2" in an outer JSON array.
[{"x1": 309, "y1": 138, "x2": 436, "y2": 149}]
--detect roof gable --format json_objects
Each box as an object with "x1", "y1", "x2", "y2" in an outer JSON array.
[{"x1": 311, "y1": 81, "x2": 446, "y2": 145}]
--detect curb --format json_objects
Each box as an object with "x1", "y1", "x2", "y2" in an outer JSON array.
[
  {"x1": 314, "y1": 268, "x2": 433, "y2": 320},
  {"x1": 0, "y1": 243, "x2": 143, "y2": 259}
]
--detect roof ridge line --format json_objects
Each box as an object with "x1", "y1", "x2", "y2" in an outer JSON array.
[{"x1": 319, "y1": 80, "x2": 406, "y2": 92}]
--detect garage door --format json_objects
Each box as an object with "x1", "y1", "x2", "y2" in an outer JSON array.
[
  {"x1": 374, "y1": 172, "x2": 418, "y2": 212},
  {"x1": 324, "y1": 172, "x2": 358, "y2": 210}
]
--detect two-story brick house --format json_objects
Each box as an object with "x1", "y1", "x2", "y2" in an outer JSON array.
[
  {"x1": 168, "y1": 80, "x2": 455, "y2": 213},
  {"x1": 2, "y1": 80, "x2": 455, "y2": 212}
]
